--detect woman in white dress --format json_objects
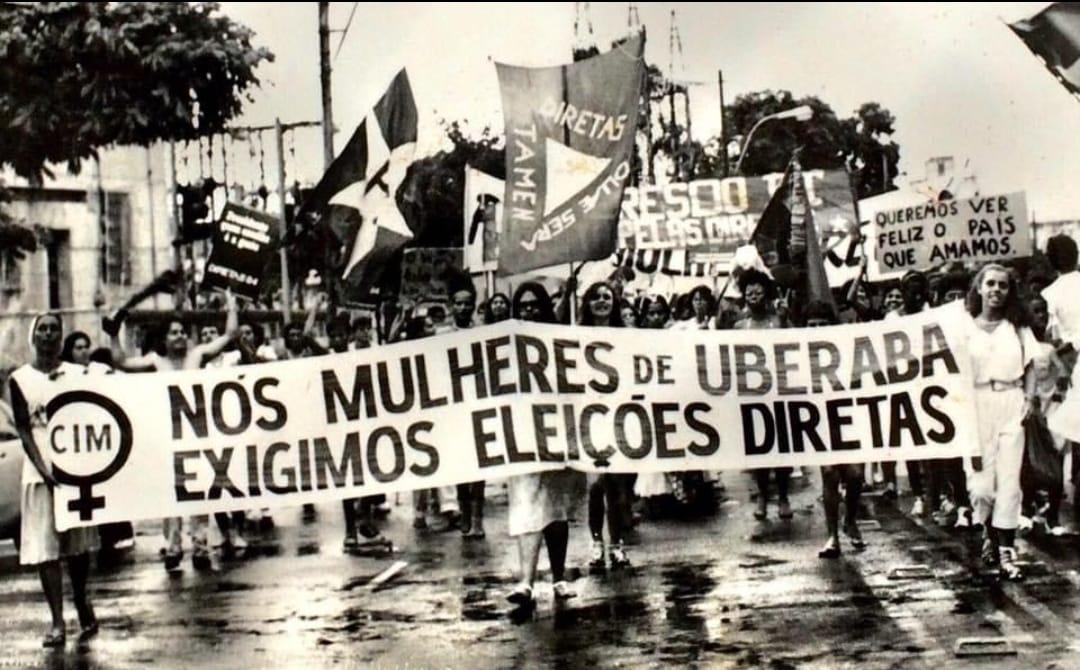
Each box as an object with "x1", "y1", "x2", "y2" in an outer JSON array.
[
  {"x1": 11, "y1": 313, "x2": 100, "y2": 647},
  {"x1": 506, "y1": 282, "x2": 585, "y2": 607},
  {"x1": 964, "y1": 264, "x2": 1042, "y2": 581}
]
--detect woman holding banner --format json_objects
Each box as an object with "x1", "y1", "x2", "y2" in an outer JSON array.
[
  {"x1": 734, "y1": 269, "x2": 792, "y2": 521},
  {"x1": 507, "y1": 282, "x2": 584, "y2": 607},
  {"x1": 579, "y1": 281, "x2": 633, "y2": 570},
  {"x1": 803, "y1": 301, "x2": 868, "y2": 558},
  {"x1": 11, "y1": 313, "x2": 99, "y2": 647},
  {"x1": 965, "y1": 264, "x2": 1042, "y2": 581}
]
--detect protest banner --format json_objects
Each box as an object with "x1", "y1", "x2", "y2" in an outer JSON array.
[
  {"x1": 617, "y1": 169, "x2": 858, "y2": 255},
  {"x1": 496, "y1": 34, "x2": 645, "y2": 275},
  {"x1": 868, "y1": 192, "x2": 1031, "y2": 280},
  {"x1": 399, "y1": 248, "x2": 465, "y2": 305},
  {"x1": 202, "y1": 202, "x2": 278, "y2": 300},
  {"x1": 49, "y1": 303, "x2": 978, "y2": 530},
  {"x1": 463, "y1": 167, "x2": 503, "y2": 272}
]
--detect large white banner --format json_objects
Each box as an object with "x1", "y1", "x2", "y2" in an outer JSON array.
[{"x1": 49, "y1": 303, "x2": 978, "y2": 530}]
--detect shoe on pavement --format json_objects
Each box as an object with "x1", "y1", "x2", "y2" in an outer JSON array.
[
  {"x1": 753, "y1": 499, "x2": 768, "y2": 521},
  {"x1": 552, "y1": 581, "x2": 576, "y2": 601},
  {"x1": 413, "y1": 516, "x2": 427, "y2": 530},
  {"x1": 609, "y1": 544, "x2": 631, "y2": 569},
  {"x1": 778, "y1": 499, "x2": 793, "y2": 520},
  {"x1": 1050, "y1": 525, "x2": 1069, "y2": 537},
  {"x1": 883, "y1": 483, "x2": 898, "y2": 501},
  {"x1": 910, "y1": 498, "x2": 925, "y2": 517},
  {"x1": 589, "y1": 539, "x2": 606, "y2": 569},
  {"x1": 999, "y1": 546, "x2": 1023, "y2": 581},
  {"x1": 939, "y1": 499, "x2": 956, "y2": 515},
  {"x1": 981, "y1": 537, "x2": 1000, "y2": 568},
  {"x1": 1017, "y1": 515, "x2": 1034, "y2": 534},
  {"x1": 842, "y1": 522, "x2": 867, "y2": 550},
  {"x1": 507, "y1": 583, "x2": 534, "y2": 606},
  {"x1": 818, "y1": 537, "x2": 841, "y2": 559}
]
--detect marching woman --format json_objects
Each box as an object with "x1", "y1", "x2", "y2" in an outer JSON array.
[
  {"x1": 11, "y1": 313, "x2": 99, "y2": 647},
  {"x1": 507, "y1": 282, "x2": 585, "y2": 607},
  {"x1": 734, "y1": 269, "x2": 792, "y2": 521},
  {"x1": 965, "y1": 264, "x2": 1042, "y2": 581},
  {"x1": 803, "y1": 301, "x2": 867, "y2": 558},
  {"x1": 579, "y1": 281, "x2": 633, "y2": 570}
]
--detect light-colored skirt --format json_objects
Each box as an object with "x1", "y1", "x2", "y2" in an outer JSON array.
[
  {"x1": 20, "y1": 483, "x2": 99, "y2": 565},
  {"x1": 507, "y1": 470, "x2": 585, "y2": 536}
]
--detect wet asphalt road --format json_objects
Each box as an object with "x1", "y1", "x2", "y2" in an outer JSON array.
[{"x1": 4, "y1": 474, "x2": 1080, "y2": 669}]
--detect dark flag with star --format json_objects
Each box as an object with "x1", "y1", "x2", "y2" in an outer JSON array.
[{"x1": 292, "y1": 69, "x2": 418, "y2": 299}]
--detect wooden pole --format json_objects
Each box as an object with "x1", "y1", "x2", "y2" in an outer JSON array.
[
  {"x1": 275, "y1": 118, "x2": 292, "y2": 321},
  {"x1": 319, "y1": 2, "x2": 335, "y2": 169}
]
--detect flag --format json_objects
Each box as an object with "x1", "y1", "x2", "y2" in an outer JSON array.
[
  {"x1": 463, "y1": 167, "x2": 504, "y2": 272},
  {"x1": 294, "y1": 69, "x2": 418, "y2": 296},
  {"x1": 749, "y1": 158, "x2": 835, "y2": 314},
  {"x1": 495, "y1": 32, "x2": 646, "y2": 275},
  {"x1": 1010, "y1": 3, "x2": 1080, "y2": 98}
]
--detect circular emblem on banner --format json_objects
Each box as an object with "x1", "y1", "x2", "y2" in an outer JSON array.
[{"x1": 46, "y1": 390, "x2": 133, "y2": 521}]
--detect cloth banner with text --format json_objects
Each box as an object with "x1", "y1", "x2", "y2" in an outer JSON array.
[
  {"x1": 49, "y1": 303, "x2": 978, "y2": 530},
  {"x1": 868, "y1": 192, "x2": 1030, "y2": 280},
  {"x1": 495, "y1": 33, "x2": 645, "y2": 275}
]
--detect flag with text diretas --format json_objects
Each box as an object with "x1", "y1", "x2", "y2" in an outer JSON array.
[
  {"x1": 295, "y1": 69, "x2": 418, "y2": 297},
  {"x1": 495, "y1": 33, "x2": 645, "y2": 275},
  {"x1": 1010, "y1": 3, "x2": 1080, "y2": 98}
]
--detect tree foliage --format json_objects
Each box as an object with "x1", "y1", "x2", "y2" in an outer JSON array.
[
  {"x1": 724, "y1": 90, "x2": 900, "y2": 199},
  {"x1": 0, "y1": 2, "x2": 273, "y2": 183}
]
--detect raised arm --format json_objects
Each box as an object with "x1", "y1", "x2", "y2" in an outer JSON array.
[
  {"x1": 196, "y1": 289, "x2": 239, "y2": 365},
  {"x1": 109, "y1": 331, "x2": 157, "y2": 372}
]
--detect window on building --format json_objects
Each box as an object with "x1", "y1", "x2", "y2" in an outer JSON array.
[
  {"x1": 100, "y1": 191, "x2": 132, "y2": 286},
  {"x1": 0, "y1": 252, "x2": 21, "y2": 295}
]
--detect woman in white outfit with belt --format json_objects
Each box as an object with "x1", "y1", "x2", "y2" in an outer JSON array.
[{"x1": 965, "y1": 264, "x2": 1041, "y2": 581}]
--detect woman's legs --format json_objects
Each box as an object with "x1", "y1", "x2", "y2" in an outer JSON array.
[
  {"x1": 588, "y1": 477, "x2": 605, "y2": 541},
  {"x1": 820, "y1": 467, "x2": 841, "y2": 555},
  {"x1": 516, "y1": 531, "x2": 544, "y2": 588},
  {"x1": 67, "y1": 553, "x2": 95, "y2": 629},
  {"x1": 38, "y1": 560, "x2": 64, "y2": 632},
  {"x1": 542, "y1": 521, "x2": 570, "y2": 583}
]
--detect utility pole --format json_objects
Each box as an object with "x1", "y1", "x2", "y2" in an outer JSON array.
[
  {"x1": 275, "y1": 118, "x2": 292, "y2": 322},
  {"x1": 319, "y1": 2, "x2": 334, "y2": 168},
  {"x1": 718, "y1": 70, "x2": 728, "y2": 177}
]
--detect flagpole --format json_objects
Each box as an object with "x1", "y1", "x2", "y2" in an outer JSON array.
[{"x1": 275, "y1": 117, "x2": 292, "y2": 322}]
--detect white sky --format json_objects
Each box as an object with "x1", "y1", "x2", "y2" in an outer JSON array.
[{"x1": 219, "y1": 2, "x2": 1080, "y2": 220}]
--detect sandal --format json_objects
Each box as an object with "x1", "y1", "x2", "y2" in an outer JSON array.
[
  {"x1": 843, "y1": 522, "x2": 867, "y2": 550},
  {"x1": 507, "y1": 583, "x2": 534, "y2": 606},
  {"x1": 778, "y1": 500, "x2": 794, "y2": 520},
  {"x1": 999, "y1": 547, "x2": 1024, "y2": 581},
  {"x1": 818, "y1": 538, "x2": 841, "y2": 559},
  {"x1": 78, "y1": 621, "x2": 99, "y2": 642},
  {"x1": 981, "y1": 537, "x2": 999, "y2": 568},
  {"x1": 42, "y1": 627, "x2": 65, "y2": 648},
  {"x1": 343, "y1": 535, "x2": 359, "y2": 550}
]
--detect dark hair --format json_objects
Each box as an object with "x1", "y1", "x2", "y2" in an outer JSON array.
[
  {"x1": 88, "y1": 347, "x2": 114, "y2": 367},
  {"x1": 688, "y1": 285, "x2": 716, "y2": 315},
  {"x1": 352, "y1": 315, "x2": 372, "y2": 331},
  {"x1": 637, "y1": 295, "x2": 671, "y2": 328},
  {"x1": 617, "y1": 299, "x2": 638, "y2": 326},
  {"x1": 1046, "y1": 234, "x2": 1078, "y2": 273},
  {"x1": 60, "y1": 330, "x2": 91, "y2": 363},
  {"x1": 404, "y1": 315, "x2": 431, "y2": 340},
  {"x1": 940, "y1": 270, "x2": 971, "y2": 296},
  {"x1": 579, "y1": 281, "x2": 621, "y2": 327},
  {"x1": 737, "y1": 269, "x2": 776, "y2": 300},
  {"x1": 284, "y1": 321, "x2": 305, "y2": 337},
  {"x1": 512, "y1": 282, "x2": 555, "y2": 323},
  {"x1": 804, "y1": 299, "x2": 839, "y2": 325},
  {"x1": 483, "y1": 292, "x2": 511, "y2": 324},
  {"x1": 901, "y1": 269, "x2": 928, "y2": 289},
  {"x1": 966, "y1": 263, "x2": 1030, "y2": 327},
  {"x1": 326, "y1": 313, "x2": 351, "y2": 337},
  {"x1": 447, "y1": 270, "x2": 477, "y2": 300}
]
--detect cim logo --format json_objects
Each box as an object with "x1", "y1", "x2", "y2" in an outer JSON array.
[{"x1": 47, "y1": 391, "x2": 133, "y2": 520}]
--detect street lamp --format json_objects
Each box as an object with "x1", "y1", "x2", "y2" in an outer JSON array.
[{"x1": 732, "y1": 105, "x2": 814, "y2": 175}]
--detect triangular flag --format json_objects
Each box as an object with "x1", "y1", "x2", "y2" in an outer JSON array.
[{"x1": 542, "y1": 138, "x2": 612, "y2": 216}]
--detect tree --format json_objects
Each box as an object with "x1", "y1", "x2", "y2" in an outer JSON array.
[
  {"x1": 724, "y1": 90, "x2": 900, "y2": 199},
  {"x1": 0, "y1": 2, "x2": 274, "y2": 184}
]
